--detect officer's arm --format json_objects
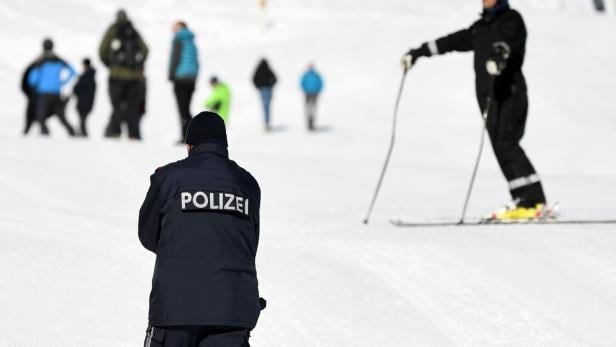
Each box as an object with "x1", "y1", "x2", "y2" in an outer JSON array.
[
  {"x1": 138, "y1": 173, "x2": 165, "y2": 253},
  {"x1": 169, "y1": 40, "x2": 182, "y2": 81}
]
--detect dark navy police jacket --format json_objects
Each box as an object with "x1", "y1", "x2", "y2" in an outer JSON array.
[{"x1": 139, "y1": 143, "x2": 261, "y2": 329}]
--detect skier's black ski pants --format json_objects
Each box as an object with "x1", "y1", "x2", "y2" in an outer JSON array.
[
  {"x1": 480, "y1": 87, "x2": 546, "y2": 207},
  {"x1": 143, "y1": 325, "x2": 250, "y2": 347}
]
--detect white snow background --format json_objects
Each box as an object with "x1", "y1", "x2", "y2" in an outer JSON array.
[{"x1": 0, "y1": 0, "x2": 615, "y2": 346}]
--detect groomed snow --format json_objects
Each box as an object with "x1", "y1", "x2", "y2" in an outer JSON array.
[{"x1": 0, "y1": 1, "x2": 615, "y2": 346}]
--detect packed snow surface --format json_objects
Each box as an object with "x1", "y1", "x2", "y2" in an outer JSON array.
[{"x1": 1, "y1": 0, "x2": 615, "y2": 346}]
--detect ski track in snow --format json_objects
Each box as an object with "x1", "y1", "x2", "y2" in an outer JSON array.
[{"x1": 1, "y1": 0, "x2": 616, "y2": 346}]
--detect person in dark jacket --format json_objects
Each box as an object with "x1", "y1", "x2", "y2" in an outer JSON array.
[
  {"x1": 252, "y1": 59, "x2": 277, "y2": 131},
  {"x1": 99, "y1": 9, "x2": 148, "y2": 140},
  {"x1": 402, "y1": 0, "x2": 547, "y2": 221},
  {"x1": 28, "y1": 38, "x2": 76, "y2": 136},
  {"x1": 169, "y1": 21, "x2": 199, "y2": 143},
  {"x1": 139, "y1": 111, "x2": 263, "y2": 347},
  {"x1": 73, "y1": 58, "x2": 97, "y2": 137},
  {"x1": 300, "y1": 64, "x2": 323, "y2": 131}
]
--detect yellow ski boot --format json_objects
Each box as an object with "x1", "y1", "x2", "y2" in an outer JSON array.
[{"x1": 482, "y1": 200, "x2": 549, "y2": 223}]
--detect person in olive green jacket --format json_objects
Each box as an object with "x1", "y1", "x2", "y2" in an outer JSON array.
[
  {"x1": 99, "y1": 9, "x2": 148, "y2": 139},
  {"x1": 204, "y1": 76, "x2": 231, "y2": 123}
]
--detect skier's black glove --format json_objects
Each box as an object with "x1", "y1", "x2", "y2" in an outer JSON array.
[
  {"x1": 486, "y1": 41, "x2": 511, "y2": 76},
  {"x1": 401, "y1": 43, "x2": 432, "y2": 70}
]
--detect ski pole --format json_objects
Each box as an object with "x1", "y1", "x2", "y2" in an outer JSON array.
[
  {"x1": 363, "y1": 69, "x2": 409, "y2": 225},
  {"x1": 457, "y1": 96, "x2": 491, "y2": 224}
]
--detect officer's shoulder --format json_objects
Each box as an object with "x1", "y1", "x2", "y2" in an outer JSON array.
[
  {"x1": 230, "y1": 160, "x2": 260, "y2": 190},
  {"x1": 152, "y1": 159, "x2": 184, "y2": 178}
]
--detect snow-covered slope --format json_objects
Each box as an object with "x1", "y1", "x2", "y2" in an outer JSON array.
[{"x1": 1, "y1": 1, "x2": 615, "y2": 346}]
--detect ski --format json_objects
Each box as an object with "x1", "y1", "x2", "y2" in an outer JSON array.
[{"x1": 390, "y1": 219, "x2": 616, "y2": 228}]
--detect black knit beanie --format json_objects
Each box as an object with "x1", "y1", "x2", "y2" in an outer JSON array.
[{"x1": 185, "y1": 111, "x2": 228, "y2": 147}]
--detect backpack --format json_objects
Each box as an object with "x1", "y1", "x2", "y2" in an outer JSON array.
[{"x1": 109, "y1": 22, "x2": 144, "y2": 69}]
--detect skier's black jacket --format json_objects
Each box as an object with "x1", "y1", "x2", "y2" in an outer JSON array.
[
  {"x1": 416, "y1": 6, "x2": 527, "y2": 104},
  {"x1": 139, "y1": 143, "x2": 261, "y2": 329}
]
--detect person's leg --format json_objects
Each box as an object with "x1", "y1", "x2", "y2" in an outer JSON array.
[
  {"x1": 307, "y1": 94, "x2": 318, "y2": 131},
  {"x1": 35, "y1": 94, "x2": 51, "y2": 135},
  {"x1": 53, "y1": 96, "x2": 76, "y2": 136},
  {"x1": 126, "y1": 81, "x2": 142, "y2": 140},
  {"x1": 106, "y1": 79, "x2": 124, "y2": 137},
  {"x1": 174, "y1": 81, "x2": 194, "y2": 141},
  {"x1": 486, "y1": 91, "x2": 546, "y2": 207},
  {"x1": 258, "y1": 88, "x2": 272, "y2": 129},
  {"x1": 79, "y1": 110, "x2": 88, "y2": 137},
  {"x1": 200, "y1": 327, "x2": 250, "y2": 347}
]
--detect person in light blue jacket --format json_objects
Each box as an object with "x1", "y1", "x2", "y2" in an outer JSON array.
[
  {"x1": 300, "y1": 64, "x2": 323, "y2": 131},
  {"x1": 169, "y1": 21, "x2": 199, "y2": 143},
  {"x1": 28, "y1": 38, "x2": 76, "y2": 136}
]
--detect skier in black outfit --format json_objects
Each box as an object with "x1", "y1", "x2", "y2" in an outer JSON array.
[
  {"x1": 402, "y1": 0, "x2": 548, "y2": 220},
  {"x1": 139, "y1": 112, "x2": 264, "y2": 347},
  {"x1": 252, "y1": 59, "x2": 277, "y2": 131},
  {"x1": 73, "y1": 58, "x2": 97, "y2": 137}
]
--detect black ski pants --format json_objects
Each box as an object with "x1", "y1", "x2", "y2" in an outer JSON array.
[
  {"x1": 305, "y1": 93, "x2": 318, "y2": 131},
  {"x1": 106, "y1": 79, "x2": 142, "y2": 139},
  {"x1": 35, "y1": 94, "x2": 75, "y2": 136},
  {"x1": 173, "y1": 80, "x2": 195, "y2": 141},
  {"x1": 143, "y1": 326, "x2": 250, "y2": 347},
  {"x1": 480, "y1": 87, "x2": 546, "y2": 207}
]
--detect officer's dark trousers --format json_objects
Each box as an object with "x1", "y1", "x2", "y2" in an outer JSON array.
[
  {"x1": 481, "y1": 88, "x2": 546, "y2": 207},
  {"x1": 35, "y1": 94, "x2": 75, "y2": 136},
  {"x1": 143, "y1": 326, "x2": 250, "y2": 347},
  {"x1": 173, "y1": 80, "x2": 195, "y2": 141},
  {"x1": 106, "y1": 79, "x2": 142, "y2": 139},
  {"x1": 305, "y1": 93, "x2": 318, "y2": 131}
]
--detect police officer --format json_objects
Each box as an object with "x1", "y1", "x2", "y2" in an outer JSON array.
[
  {"x1": 402, "y1": 0, "x2": 548, "y2": 220},
  {"x1": 139, "y1": 111, "x2": 262, "y2": 347}
]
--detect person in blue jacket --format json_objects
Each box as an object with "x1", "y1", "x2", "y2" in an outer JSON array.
[
  {"x1": 28, "y1": 38, "x2": 76, "y2": 136},
  {"x1": 300, "y1": 64, "x2": 323, "y2": 131},
  {"x1": 169, "y1": 21, "x2": 199, "y2": 143},
  {"x1": 139, "y1": 112, "x2": 264, "y2": 347}
]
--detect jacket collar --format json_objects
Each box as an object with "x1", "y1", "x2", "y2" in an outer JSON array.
[{"x1": 188, "y1": 142, "x2": 229, "y2": 158}]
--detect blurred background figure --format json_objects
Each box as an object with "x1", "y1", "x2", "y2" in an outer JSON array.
[
  {"x1": 592, "y1": 0, "x2": 606, "y2": 12},
  {"x1": 20, "y1": 61, "x2": 39, "y2": 135},
  {"x1": 72, "y1": 58, "x2": 97, "y2": 137},
  {"x1": 169, "y1": 20, "x2": 199, "y2": 144},
  {"x1": 204, "y1": 76, "x2": 231, "y2": 123},
  {"x1": 252, "y1": 58, "x2": 277, "y2": 131},
  {"x1": 27, "y1": 38, "x2": 76, "y2": 136},
  {"x1": 99, "y1": 9, "x2": 148, "y2": 140},
  {"x1": 300, "y1": 63, "x2": 323, "y2": 131}
]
